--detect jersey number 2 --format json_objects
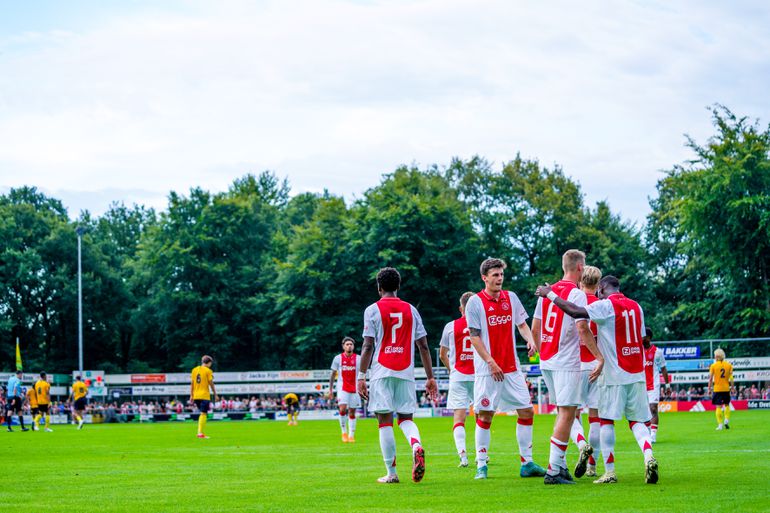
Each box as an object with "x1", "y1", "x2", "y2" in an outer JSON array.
[{"x1": 720, "y1": 369, "x2": 726, "y2": 379}]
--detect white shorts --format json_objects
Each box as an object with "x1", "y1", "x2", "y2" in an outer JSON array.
[
  {"x1": 599, "y1": 382, "x2": 652, "y2": 422},
  {"x1": 368, "y1": 377, "x2": 417, "y2": 414},
  {"x1": 447, "y1": 380, "x2": 474, "y2": 410},
  {"x1": 474, "y1": 371, "x2": 532, "y2": 413},
  {"x1": 337, "y1": 390, "x2": 361, "y2": 409},
  {"x1": 580, "y1": 370, "x2": 600, "y2": 410},
  {"x1": 542, "y1": 369, "x2": 582, "y2": 407},
  {"x1": 647, "y1": 388, "x2": 660, "y2": 404}
]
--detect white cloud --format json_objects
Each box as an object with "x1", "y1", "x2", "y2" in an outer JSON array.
[{"x1": 0, "y1": 0, "x2": 768, "y2": 221}]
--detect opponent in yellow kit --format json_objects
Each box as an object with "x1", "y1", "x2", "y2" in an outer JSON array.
[
  {"x1": 68, "y1": 376, "x2": 89, "y2": 429},
  {"x1": 34, "y1": 372, "x2": 53, "y2": 432},
  {"x1": 708, "y1": 349, "x2": 734, "y2": 430},
  {"x1": 190, "y1": 355, "x2": 218, "y2": 439}
]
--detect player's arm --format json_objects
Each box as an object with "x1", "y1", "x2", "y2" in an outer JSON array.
[
  {"x1": 534, "y1": 284, "x2": 589, "y2": 319},
  {"x1": 530, "y1": 318, "x2": 541, "y2": 355},
  {"x1": 416, "y1": 335, "x2": 438, "y2": 401},
  {"x1": 328, "y1": 371, "x2": 337, "y2": 398},
  {"x1": 469, "y1": 328, "x2": 504, "y2": 382},
  {"x1": 357, "y1": 336, "x2": 375, "y2": 401},
  {"x1": 439, "y1": 346, "x2": 450, "y2": 370},
  {"x1": 661, "y1": 365, "x2": 671, "y2": 391},
  {"x1": 728, "y1": 365, "x2": 734, "y2": 388},
  {"x1": 68, "y1": 388, "x2": 74, "y2": 403},
  {"x1": 209, "y1": 375, "x2": 218, "y2": 402},
  {"x1": 578, "y1": 322, "x2": 605, "y2": 381},
  {"x1": 707, "y1": 366, "x2": 714, "y2": 395}
]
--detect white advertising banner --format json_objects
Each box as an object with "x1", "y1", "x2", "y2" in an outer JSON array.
[{"x1": 670, "y1": 369, "x2": 770, "y2": 384}]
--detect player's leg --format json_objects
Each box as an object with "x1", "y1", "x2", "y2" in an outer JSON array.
[
  {"x1": 347, "y1": 391, "x2": 360, "y2": 441},
  {"x1": 338, "y1": 403, "x2": 349, "y2": 441},
  {"x1": 196, "y1": 401, "x2": 209, "y2": 438},
  {"x1": 627, "y1": 382, "x2": 657, "y2": 484},
  {"x1": 16, "y1": 400, "x2": 27, "y2": 431},
  {"x1": 6, "y1": 403, "x2": 13, "y2": 431},
  {"x1": 376, "y1": 411, "x2": 399, "y2": 483},
  {"x1": 394, "y1": 379, "x2": 425, "y2": 483},
  {"x1": 504, "y1": 371, "x2": 546, "y2": 478},
  {"x1": 594, "y1": 385, "x2": 620, "y2": 484},
  {"x1": 473, "y1": 374, "x2": 498, "y2": 479},
  {"x1": 542, "y1": 370, "x2": 581, "y2": 483},
  {"x1": 448, "y1": 381, "x2": 470, "y2": 466},
  {"x1": 369, "y1": 378, "x2": 399, "y2": 483},
  {"x1": 648, "y1": 402, "x2": 659, "y2": 442},
  {"x1": 587, "y1": 408, "x2": 601, "y2": 476},
  {"x1": 723, "y1": 398, "x2": 731, "y2": 428}
]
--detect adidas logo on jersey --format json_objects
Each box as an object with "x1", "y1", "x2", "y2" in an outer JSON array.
[{"x1": 488, "y1": 306, "x2": 494, "y2": 311}]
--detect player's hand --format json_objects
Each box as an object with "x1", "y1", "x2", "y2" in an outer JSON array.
[
  {"x1": 189, "y1": 396, "x2": 193, "y2": 403},
  {"x1": 526, "y1": 340, "x2": 537, "y2": 358},
  {"x1": 425, "y1": 378, "x2": 438, "y2": 402},
  {"x1": 214, "y1": 395, "x2": 219, "y2": 402},
  {"x1": 357, "y1": 379, "x2": 368, "y2": 401},
  {"x1": 534, "y1": 283, "x2": 552, "y2": 298},
  {"x1": 488, "y1": 360, "x2": 504, "y2": 382},
  {"x1": 589, "y1": 358, "x2": 604, "y2": 382}
]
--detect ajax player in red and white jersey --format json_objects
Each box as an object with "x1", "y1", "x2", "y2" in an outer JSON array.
[
  {"x1": 536, "y1": 275, "x2": 659, "y2": 485},
  {"x1": 574, "y1": 265, "x2": 603, "y2": 477},
  {"x1": 439, "y1": 292, "x2": 475, "y2": 467},
  {"x1": 465, "y1": 258, "x2": 546, "y2": 481},
  {"x1": 642, "y1": 328, "x2": 669, "y2": 443},
  {"x1": 357, "y1": 267, "x2": 438, "y2": 484},
  {"x1": 532, "y1": 250, "x2": 603, "y2": 484},
  {"x1": 329, "y1": 337, "x2": 361, "y2": 443}
]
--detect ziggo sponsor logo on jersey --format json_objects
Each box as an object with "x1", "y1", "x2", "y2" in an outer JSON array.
[
  {"x1": 622, "y1": 346, "x2": 642, "y2": 356},
  {"x1": 487, "y1": 314, "x2": 512, "y2": 326},
  {"x1": 341, "y1": 365, "x2": 356, "y2": 371},
  {"x1": 384, "y1": 346, "x2": 405, "y2": 354}
]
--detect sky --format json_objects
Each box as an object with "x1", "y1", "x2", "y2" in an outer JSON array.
[{"x1": 1, "y1": 0, "x2": 769, "y2": 225}]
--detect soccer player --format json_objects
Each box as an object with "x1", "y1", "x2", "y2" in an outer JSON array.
[
  {"x1": 284, "y1": 393, "x2": 300, "y2": 425},
  {"x1": 190, "y1": 355, "x2": 218, "y2": 439},
  {"x1": 536, "y1": 275, "x2": 659, "y2": 484},
  {"x1": 34, "y1": 372, "x2": 53, "y2": 432},
  {"x1": 329, "y1": 337, "x2": 361, "y2": 442},
  {"x1": 439, "y1": 291, "x2": 475, "y2": 467},
  {"x1": 68, "y1": 375, "x2": 89, "y2": 430},
  {"x1": 708, "y1": 349, "x2": 733, "y2": 430},
  {"x1": 575, "y1": 265, "x2": 603, "y2": 477},
  {"x1": 643, "y1": 328, "x2": 670, "y2": 442},
  {"x1": 26, "y1": 384, "x2": 39, "y2": 431},
  {"x1": 357, "y1": 267, "x2": 438, "y2": 484},
  {"x1": 466, "y1": 258, "x2": 546, "y2": 481},
  {"x1": 5, "y1": 370, "x2": 28, "y2": 432},
  {"x1": 532, "y1": 250, "x2": 604, "y2": 484}
]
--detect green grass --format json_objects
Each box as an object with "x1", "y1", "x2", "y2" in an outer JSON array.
[{"x1": 5, "y1": 411, "x2": 769, "y2": 512}]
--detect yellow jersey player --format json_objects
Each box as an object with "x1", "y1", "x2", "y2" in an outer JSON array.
[
  {"x1": 68, "y1": 376, "x2": 89, "y2": 430},
  {"x1": 708, "y1": 349, "x2": 734, "y2": 430},
  {"x1": 34, "y1": 372, "x2": 53, "y2": 432},
  {"x1": 283, "y1": 393, "x2": 299, "y2": 425},
  {"x1": 26, "y1": 385, "x2": 39, "y2": 431},
  {"x1": 190, "y1": 355, "x2": 218, "y2": 439}
]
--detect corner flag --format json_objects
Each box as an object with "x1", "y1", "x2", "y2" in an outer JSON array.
[{"x1": 15, "y1": 338, "x2": 22, "y2": 371}]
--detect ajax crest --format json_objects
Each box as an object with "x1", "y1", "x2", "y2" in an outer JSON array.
[
  {"x1": 481, "y1": 397, "x2": 490, "y2": 408},
  {"x1": 501, "y1": 302, "x2": 510, "y2": 311}
]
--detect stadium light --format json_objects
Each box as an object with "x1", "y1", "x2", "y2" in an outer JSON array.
[{"x1": 75, "y1": 225, "x2": 86, "y2": 377}]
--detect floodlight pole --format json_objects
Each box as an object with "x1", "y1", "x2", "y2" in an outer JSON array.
[{"x1": 76, "y1": 226, "x2": 85, "y2": 377}]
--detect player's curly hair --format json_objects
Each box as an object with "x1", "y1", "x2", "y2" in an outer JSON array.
[
  {"x1": 377, "y1": 267, "x2": 401, "y2": 292},
  {"x1": 341, "y1": 336, "x2": 355, "y2": 347}
]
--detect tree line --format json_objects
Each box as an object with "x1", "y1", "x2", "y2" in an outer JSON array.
[{"x1": 1, "y1": 106, "x2": 768, "y2": 373}]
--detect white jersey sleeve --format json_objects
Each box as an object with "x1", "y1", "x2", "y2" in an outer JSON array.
[
  {"x1": 330, "y1": 354, "x2": 341, "y2": 372},
  {"x1": 362, "y1": 304, "x2": 381, "y2": 339},
  {"x1": 654, "y1": 347, "x2": 666, "y2": 370},
  {"x1": 510, "y1": 291, "x2": 529, "y2": 325},
  {"x1": 439, "y1": 321, "x2": 453, "y2": 349},
  {"x1": 465, "y1": 295, "x2": 484, "y2": 331},
  {"x1": 586, "y1": 299, "x2": 614, "y2": 325},
  {"x1": 412, "y1": 305, "x2": 428, "y2": 340},
  {"x1": 533, "y1": 297, "x2": 543, "y2": 320},
  {"x1": 568, "y1": 288, "x2": 588, "y2": 324}
]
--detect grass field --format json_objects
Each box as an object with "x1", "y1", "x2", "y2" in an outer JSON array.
[{"x1": 4, "y1": 411, "x2": 769, "y2": 513}]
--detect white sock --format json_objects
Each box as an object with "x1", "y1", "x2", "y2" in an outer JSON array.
[
  {"x1": 475, "y1": 418, "x2": 491, "y2": 468},
  {"x1": 348, "y1": 417, "x2": 356, "y2": 437},
  {"x1": 588, "y1": 417, "x2": 601, "y2": 467},
  {"x1": 339, "y1": 415, "x2": 347, "y2": 435},
  {"x1": 516, "y1": 418, "x2": 534, "y2": 464},
  {"x1": 600, "y1": 420, "x2": 616, "y2": 472},
  {"x1": 453, "y1": 422, "x2": 466, "y2": 457},
  {"x1": 398, "y1": 419, "x2": 421, "y2": 448},
  {"x1": 630, "y1": 421, "x2": 654, "y2": 462},
  {"x1": 378, "y1": 423, "x2": 397, "y2": 476},
  {"x1": 570, "y1": 417, "x2": 587, "y2": 450},
  {"x1": 547, "y1": 437, "x2": 568, "y2": 475}
]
